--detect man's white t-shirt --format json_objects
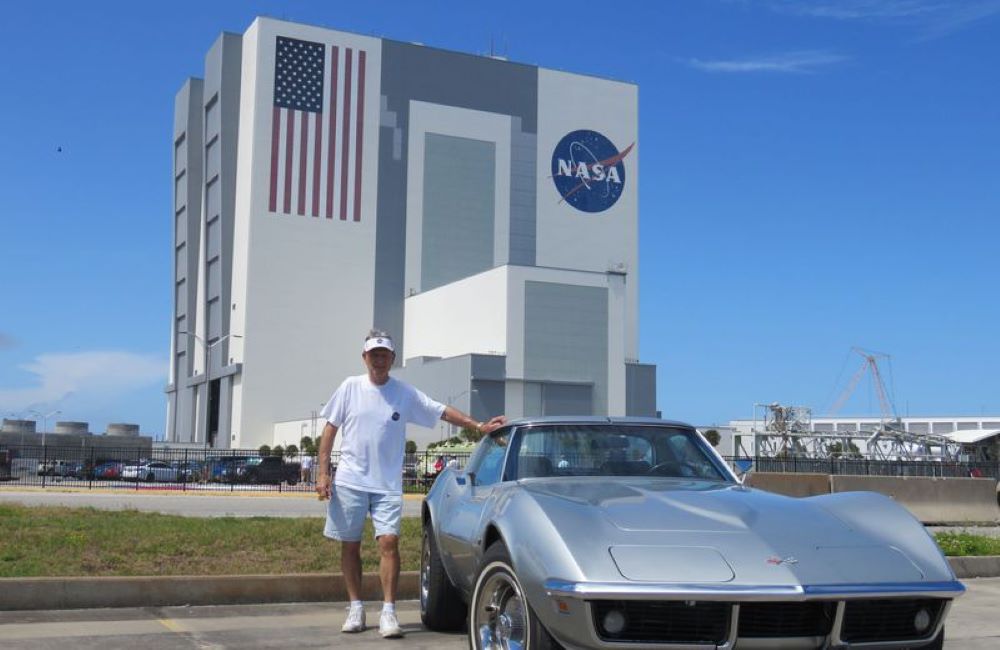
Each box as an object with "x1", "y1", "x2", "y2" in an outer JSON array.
[{"x1": 321, "y1": 374, "x2": 444, "y2": 494}]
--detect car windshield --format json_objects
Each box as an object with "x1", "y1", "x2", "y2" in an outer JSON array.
[{"x1": 514, "y1": 424, "x2": 728, "y2": 481}]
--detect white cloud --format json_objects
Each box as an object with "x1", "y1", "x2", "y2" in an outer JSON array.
[
  {"x1": 763, "y1": 0, "x2": 1000, "y2": 36},
  {"x1": 0, "y1": 350, "x2": 165, "y2": 412},
  {"x1": 688, "y1": 50, "x2": 849, "y2": 73}
]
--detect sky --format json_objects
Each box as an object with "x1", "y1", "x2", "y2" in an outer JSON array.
[{"x1": 1, "y1": 0, "x2": 998, "y2": 437}]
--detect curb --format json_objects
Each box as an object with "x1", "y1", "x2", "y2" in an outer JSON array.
[
  {"x1": 0, "y1": 571, "x2": 420, "y2": 611},
  {"x1": 2, "y1": 559, "x2": 998, "y2": 611}
]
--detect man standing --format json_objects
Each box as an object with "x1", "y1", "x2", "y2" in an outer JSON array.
[{"x1": 316, "y1": 330, "x2": 506, "y2": 638}]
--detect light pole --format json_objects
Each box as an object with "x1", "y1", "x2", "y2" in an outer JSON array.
[
  {"x1": 179, "y1": 331, "x2": 242, "y2": 448},
  {"x1": 28, "y1": 409, "x2": 61, "y2": 447}
]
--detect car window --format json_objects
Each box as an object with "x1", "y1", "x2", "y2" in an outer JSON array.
[
  {"x1": 467, "y1": 430, "x2": 510, "y2": 487},
  {"x1": 515, "y1": 424, "x2": 728, "y2": 481}
]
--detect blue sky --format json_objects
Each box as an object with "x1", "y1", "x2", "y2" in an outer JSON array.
[{"x1": 1, "y1": 0, "x2": 998, "y2": 437}]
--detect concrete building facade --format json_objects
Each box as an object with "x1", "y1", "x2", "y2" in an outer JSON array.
[{"x1": 166, "y1": 18, "x2": 657, "y2": 450}]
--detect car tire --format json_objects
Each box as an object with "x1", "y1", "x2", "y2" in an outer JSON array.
[
  {"x1": 419, "y1": 522, "x2": 465, "y2": 631},
  {"x1": 469, "y1": 541, "x2": 560, "y2": 650}
]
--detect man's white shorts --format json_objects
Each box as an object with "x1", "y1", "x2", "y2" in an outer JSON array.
[{"x1": 324, "y1": 484, "x2": 402, "y2": 541}]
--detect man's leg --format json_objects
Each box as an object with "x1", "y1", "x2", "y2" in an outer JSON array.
[
  {"x1": 376, "y1": 534, "x2": 400, "y2": 603},
  {"x1": 342, "y1": 540, "x2": 364, "y2": 601},
  {"x1": 371, "y1": 493, "x2": 404, "y2": 637}
]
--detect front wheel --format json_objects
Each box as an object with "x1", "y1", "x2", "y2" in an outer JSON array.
[
  {"x1": 420, "y1": 522, "x2": 465, "y2": 631},
  {"x1": 469, "y1": 541, "x2": 559, "y2": 650}
]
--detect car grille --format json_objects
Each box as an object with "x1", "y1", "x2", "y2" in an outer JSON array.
[
  {"x1": 841, "y1": 598, "x2": 945, "y2": 643},
  {"x1": 738, "y1": 601, "x2": 835, "y2": 638},
  {"x1": 591, "y1": 600, "x2": 729, "y2": 644}
]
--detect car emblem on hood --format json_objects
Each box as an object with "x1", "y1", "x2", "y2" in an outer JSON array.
[{"x1": 766, "y1": 556, "x2": 799, "y2": 566}]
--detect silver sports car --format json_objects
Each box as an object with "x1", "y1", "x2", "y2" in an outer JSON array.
[{"x1": 420, "y1": 417, "x2": 964, "y2": 649}]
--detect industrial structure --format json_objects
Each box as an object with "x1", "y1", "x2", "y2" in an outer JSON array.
[
  {"x1": 726, "y1": 351, "x2": 1000, "y2": 462},
  {"x1": 166, "y1": 17, "x2": 657, "y2": 450}
]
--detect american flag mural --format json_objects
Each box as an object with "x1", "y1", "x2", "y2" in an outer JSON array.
[{"x1": 268, "y1": 36, "x2": 367, "y2": 220}]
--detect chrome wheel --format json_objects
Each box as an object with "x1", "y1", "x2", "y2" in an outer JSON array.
[{"x1": 473, "y1": 563, "x2": 527, "y2": 650}]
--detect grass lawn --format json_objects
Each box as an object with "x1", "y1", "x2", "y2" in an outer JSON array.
[
  {"x1": 2, "y1": 504, "x2": 998, "y2": 578},
  {"x1": 0, "y1": 504, "x2": 422, "y2": 577}
]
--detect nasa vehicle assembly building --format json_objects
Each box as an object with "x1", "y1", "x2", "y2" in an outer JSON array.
[{"x1": 166, "y1": 17, "x2": 657, "y2": 450}]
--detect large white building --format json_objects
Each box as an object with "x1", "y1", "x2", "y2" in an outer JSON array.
[{"x1": 166, "y1": 17, "x2": 657, "y2": 450}]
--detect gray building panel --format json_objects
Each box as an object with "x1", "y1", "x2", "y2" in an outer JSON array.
[
  {"x1": 625, "y1": 363, "x2": 657, "y2": 417},
  {"x1": 508, "y1": 117, "x2": 536, "y2": 266},
  {"x1": 376, "y1": 40, "x2": 539, "y2": 359},
  {"x1": 524, "y1": 282, "x2": 608, "y2": 414},
  {"x1": 421, "y1": 133, "x2": 495, "y2": 291}
]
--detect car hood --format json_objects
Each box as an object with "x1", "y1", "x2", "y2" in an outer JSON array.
[{"x1": 519, "y1": 478, "x2": 943, "y2": 586}]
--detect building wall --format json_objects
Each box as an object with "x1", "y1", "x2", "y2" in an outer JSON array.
[
  {"x1": 229, "y1": 20, "x2": 384, "y2": 448},
  {"x1": 166, "y1": 77, "x2": 204, "y2": 444},
  {"x1": 170, "y1": 17, "x2": 655, "y2": 449}
]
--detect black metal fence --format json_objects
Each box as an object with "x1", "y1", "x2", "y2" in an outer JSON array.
[
  {"x1": 0, "y1": 444, "x2": 473, "y2": 494},
  {"x1": 0, "y1": 444, "x2": 995, "y2": 494},
  {"x1": 724, "y1": 456, "x2": 999, "y2": 479}
]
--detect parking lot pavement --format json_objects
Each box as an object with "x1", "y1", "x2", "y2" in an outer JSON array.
[
  {"x1": 0, "y1": 600, "x2": 466, "y2": 650},
  {"x1": 2, "y1": 579, "x2": 999, "y2": 649}
]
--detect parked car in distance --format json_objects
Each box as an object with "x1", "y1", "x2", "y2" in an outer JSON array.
[
  {"x1": 421, "y1": 417, "x2": 964, "y2": 650},
  {"x1": 36, "y1": 460, "x2": 76, "y2": 477},
  {"x1": 173, "y1": 460, "x2": 204, "y2": 482},
  {"x1": 121, "y1": 460, "x2": 180, "y2": 482},
  {"x1": 92, "y1": 461, "x2": 123, "y2": 480},
  {"x1": 233, "y1": 456, "x2": 300, "y2": 485}
]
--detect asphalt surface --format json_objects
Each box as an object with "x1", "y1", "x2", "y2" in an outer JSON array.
[{"x1": 2, "y1": 579, "x2": 999, "y2": 649}]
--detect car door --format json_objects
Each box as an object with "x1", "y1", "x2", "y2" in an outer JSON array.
[{"x1": 437, "y1": 429, "x2": 511, "y2": 585}]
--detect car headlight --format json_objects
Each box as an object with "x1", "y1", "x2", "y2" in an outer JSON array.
[
  {"x1": 602, "y1": 609, "x2": 627, "y2": 635},
  {"x1": 914, "y1": 608, "x2": 932, "y2": 634}
]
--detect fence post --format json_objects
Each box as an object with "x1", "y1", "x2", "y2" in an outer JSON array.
[{"x1": 41, "y1": 444, "x2": 47, "y2": 488}]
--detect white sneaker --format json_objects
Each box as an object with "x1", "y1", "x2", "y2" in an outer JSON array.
[
  {"x1": 379, "y1": 610, "x2": 403, "y2": 638},
  {"x1": 342, "y1": 605, "x2": 366, "y2": 633}
]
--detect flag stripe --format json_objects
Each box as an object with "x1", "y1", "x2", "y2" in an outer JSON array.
[
  {"x1": 340, "y1": 48, "x2": 353, "y2": 221},
  {"x1": 283, "y1": 110, "x2": 294, "y2": 214},
  {"x1": 354, "y1": 51, "x2": 366, "y2": 222},
  {"x1": 269, "y1": 106, "x2": 281, "y2": 213},
  {"x1": 312, "y1": 107, "x2": 322, "y2": 217},
  {"x1": 326, "y1": 46, "x2": 339, "y2": 219},
  {"x1": 297, "y1": 111, "x2": 308, "y2": 215}
]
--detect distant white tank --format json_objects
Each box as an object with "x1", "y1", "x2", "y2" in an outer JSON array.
[
  {"x1": 1, "y1": 419, "x2": 36, "y2": 434},
  {"x1": 54, "y1": 421, "x2": 90, "y2": 435},
  {"x1": 106, "y1": 423, "x2": 140, "y2": 437}
]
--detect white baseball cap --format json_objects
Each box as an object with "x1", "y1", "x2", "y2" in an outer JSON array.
[{"x1": 363, "y1": 335, "x2": 395, "y2": 353}]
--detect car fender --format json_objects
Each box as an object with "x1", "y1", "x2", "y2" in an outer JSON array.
[{"x1": 807, "y1": 490, "x2": 958, "y2": 582}]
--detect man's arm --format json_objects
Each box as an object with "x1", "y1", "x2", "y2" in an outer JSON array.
[
  {"x1": 441, "y1": 406, "x2": 506, "y2": 436},
  {"x1": 315, "y1": 422, "x2": 338, "y2": 500}
]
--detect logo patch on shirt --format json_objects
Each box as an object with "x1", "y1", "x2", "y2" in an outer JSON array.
[{"x1": 391, "y1": 412, "x2": 400, "y2": 421}]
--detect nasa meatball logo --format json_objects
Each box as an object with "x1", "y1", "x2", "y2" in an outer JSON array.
[{"x1": 551, "y1": 130, "x2": 634, "y2": 213}]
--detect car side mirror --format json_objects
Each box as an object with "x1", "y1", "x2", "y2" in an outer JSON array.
[{"x1": 733, "y1": 458, "x2": 753, "y2": 484}]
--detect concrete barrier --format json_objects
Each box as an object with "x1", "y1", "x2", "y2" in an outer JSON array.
[
  {"x1": 0, "y1": 571, "x2": 419, "y2": 611},
  {"x1": 746, "y1": 472, "x2": 831, "y2": 497},
  {"x1": 830, "y1": 475, "x2": 1000, "y2": 524}
]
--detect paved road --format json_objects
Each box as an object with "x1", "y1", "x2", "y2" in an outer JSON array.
[
  {"x1": 2, "y1": 579, "x2": 998, "y2": 649},
  {"x1": 0, "y1": 489, "x2": 426, "y2": 518}
]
